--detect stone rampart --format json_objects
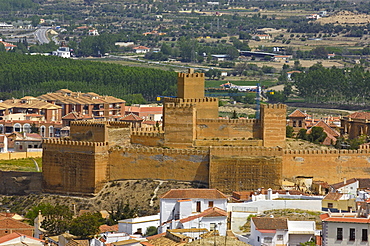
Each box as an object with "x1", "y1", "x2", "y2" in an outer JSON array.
[
  {"x1": 282, "y1": 148, "x2": 370, "y2": 184},
  {"x1": 131, "y1": 132, "x2": 165, "y2": 147},
  {"x1": 209, "y1": 147, "x2": 282, "y2": 193},
  {"x1": 0, "y1": 171, "x2": 42, "y2": 195},
  {"x1": 196, "y1": 118, "x2": 261, "y2": 140},
  {"x1": 108, "y1": 147, "x2": 209, "y2": 184},
  {"x1": 70, "y1": 121, "x2": 108, "y2": 142},
  {"x1": 42, "y1": 139, "x2": 109, "y2": 195}
]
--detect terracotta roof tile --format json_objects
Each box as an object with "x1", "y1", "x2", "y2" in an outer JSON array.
[
  {"x1": 323, "y1": 192, "x2": 344, "y2": 201},
  {"x1": 252, "y1": 217, "x2": 288, "y2": 230},
  {"x1": 160, "y1": 189, "x2": 227, "y2": 199},
  {"x1": 347, "y1": 112, "x2": 370, "y2": 120},
  {"x1": 0, "y1": 232, "x2": 44, "y2": 244},
  {"x1": 331, "y1": 178, "x2": 357, "y2": 190},
  {"x1": 289, "y1": 109, "x2": 307, "y2": 118},
  {"x1": 179, "y1": 207, "x2": 227, "y2": 224},
  {"x1": 99, "y1": 224, "x2": 119, "y2": 233},
  {"x1": 120, "y1": 113, "x2": 143, "y2": 121}
]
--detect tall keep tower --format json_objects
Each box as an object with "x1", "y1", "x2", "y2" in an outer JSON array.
[
  {"x1": 163, "y1": 69, "x2": 219, "y2": 148},
  {"x1": 177, "y1": 68, "x2": 205, "y2": 99}
]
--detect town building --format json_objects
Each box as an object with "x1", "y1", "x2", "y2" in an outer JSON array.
[
  {"x1": 132, "y1": 46, "x2": 150, "y2": 54},
  {"x1": 321, "y1": 212, "x2": 370, "y2": 246},
  {"x1": 159, "y1": 189, "x2": 228, "y2": 236},
  {"x1": 0, "y1": 232, "x2": 44, "y2": 246},
  {"x1": 249, "y1": 217, "x2": 316, "y2": 246},
  {"x1": 341, "y1": 111, "x2": 370, "y2": 139},
  {"x1": 38, "y1": 89, "x2": 126, "y2": 125},
  {"x1": 118, "y1": 214, "x2": 159, "y2": 236}
]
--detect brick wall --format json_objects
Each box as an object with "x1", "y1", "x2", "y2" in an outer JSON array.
[
  {"x1": 108, "y1": 147, "x2": 209, "y2": 184},
  {"x1": 42, "y1": 139, "x2": 109, "y2": 195}
]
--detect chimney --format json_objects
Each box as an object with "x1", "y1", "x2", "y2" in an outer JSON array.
[{"x1": 267, "y1": 188, "x2": 272, "y2": 200}]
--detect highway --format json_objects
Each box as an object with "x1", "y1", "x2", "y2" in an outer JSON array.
[{"x1": 34, "y1": 27, "x2": 50, "y2": 44}]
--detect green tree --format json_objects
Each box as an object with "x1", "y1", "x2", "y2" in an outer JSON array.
[
  {"x1": 307, "y1": 127, "x2": 327, "y2": 144},
  {"x1": 286, "y1": 125, "x2": 294, "y2": 138},
  {"x1": 145, "y1": 226, "x2": 158, "y2": 236},
  {"x1": 69, "y1": 212, "x2": 103, "y2": 238},
  {"x1": 40, "y1": 204, "x2": 73, "y2": 236},
  {"x1": 297, "y1": 129, "x2": 307, "y2": 140}
]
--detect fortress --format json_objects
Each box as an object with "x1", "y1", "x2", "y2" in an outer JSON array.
[{"x1": 42, "y1": 69, "x2": 370, "y2": 195}]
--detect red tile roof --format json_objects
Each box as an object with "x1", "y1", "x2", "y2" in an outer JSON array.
[
  {"x1": 99, "y1": 224, "x2": 119, "y2": 233},
  {"x1": 347, "y1": 112, "x2": 370, "y2": 120},
  {"x1": 160, "y1": 189, "x2": 227, "y2": 199},
  {"x1": 133, "y1": 46, "x2": 150, "y2": 50},
  {"x1": 120, "y1": 113, "x2": 143, "y2": 121},
  {"x1": 0, "y1": 232, "x2": 43, "y2": 244},
  {"x1": 179, "y1": 207, "x2": 227, "y2": 223},
  {"x1": 323, "y1": 192, "x2": 344, "y2": 201},
  {"x1": 289, "y1": 109, "x2": 307, "y2": 118},
  {"x1": 331, "y1": 178, "x2": 357, "y2": 190},
  {"x1": 252, "y1": 217, "x2": 288, "y2": 230}
]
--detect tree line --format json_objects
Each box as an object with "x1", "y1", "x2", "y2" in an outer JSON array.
[
  {"x1": 0, "y1": 53, "x2": 177, "y2": 102},
  {"x1": 293, "y1": 63, "x2": 370, "y2": 106}
]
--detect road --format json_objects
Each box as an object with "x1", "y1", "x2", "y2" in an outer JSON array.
[{"x1": 34, "y1": 27, "x2": 50, "y2": 44}]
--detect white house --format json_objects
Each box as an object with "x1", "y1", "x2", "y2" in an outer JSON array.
[
  {"x1": 249, "y1": 217, "x2": 316, "y2": 246},
  {"x1": 249, "y1": 217, "x2": 289, "y2": 246},
  {"x1": 132, "y1": 46, "x2": 150, "y2": 54},
  {"x1": 330, "y1": 178, "x2": 359, "y2": 196},
  {"x1": 118, "y1": 214, "x2": 159, "y2": 236},
  {"x1": 0, "y1": 232, "x2": 44, "y2": 246},
  {"x1": 52, "y1": 46, "x2": 71, "y2": 58},
  {"x1": 321, "y1": 212, "x2": 370, "y2": 246},
  {"x1": 88, "y1": 29, "x2": 99, "y2": 36},
  {"x1": 159, "y1": 189, "x2": 228, "y2": 235}
]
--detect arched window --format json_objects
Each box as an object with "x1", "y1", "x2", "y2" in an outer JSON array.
[
  {"x1": 23, "y1": 123, "x2": 31, "y2": 133},
  {"x1": 49, "y1": 126, "x2": 54, "y2": 137},
  {"x1": 13, "y1": 123, "x2": 21, "y2": 132},
  {"x1": 40, "y1": 126, "x2": 46, "y2": 137}
]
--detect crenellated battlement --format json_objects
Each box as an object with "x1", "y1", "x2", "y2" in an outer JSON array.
[
  {"x1": 283, "y1": 148, "x2": 370, "y2": 155},
  {"x1": 107, "y1": 121, "x2": 130, "y2": 128},
  {"x1": 165, "y1": 97, "x2": 217, "y2": 104},
  {"x1": 132, "y1": 127, "x2": 163, "y2": 133},
  {"x1": 43, "y1": 139, "x2": 108, "y2": 147},
  {"x1": 164, "y1": 103, "x2": 194, "y2": 109},
  {"x1": 197, "y1": 118, "x2": 259, "y2": 124},
  {"x1": 131, "y1": 131, "x2": 164, "y2": 138},
  {"x1": 178, "y1": 72, "x2": 204, "y2": 78},
  {"x1": 261, "y1": 103, "x2": 287, "y2": 110},
  {"x1": 71, "y1": 121, "x2": 106, "y2": 128},
  {"x1": 111, "y1": 146, "x2": 208, "y2": 155},
  {"x1": 210, "y1": 146, "x2": 283, "y2": 156}
]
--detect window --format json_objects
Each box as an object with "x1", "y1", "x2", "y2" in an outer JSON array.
[
  {"x1": 328, "y1": 203, "x2": 333, "y2": 208},
  {"x1": 337, "y1": 228, "x2": 343, "y2": 240},
  {"x1": 257, "y1": 236, "x2": 260, "y2": 242},
  {"x1": 350, "y1": 228, "x2": 355, "y2": 241},
  {"x1": 196, "y1": 201, "x2": 201, "y2": 212},
  {"x1": 208, "y1": 201, "x2": 214, "y2": 207},
  {"x1": 298, "y1": 120, "x2": 302, "y2": 127},
  {"x1": 293, "y1": 121, "x2": 296, "y2": 127},
  {"x1": 348, "y1": 206, "x2": 353, "y2": 211},
  {"x1": 264, "y1": 237, "x2": 272, "y2": 243},
  {"x1": 277, "y1": 235, "x2": 283, "y2": 241},
  {"x1": 362, "y1": 229, "x2": 368, "y2": 241},
  {"x1": 210, "y1": 223, "x2": 216, "y2": 231}
]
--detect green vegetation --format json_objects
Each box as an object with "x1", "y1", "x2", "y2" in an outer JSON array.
[
  {"x1": 0, "y1": 158, "x2": 42, "y2": 172},
  {"x1": 0, "y1": 53, "x2": 177, "y2": 102},
  {"x1": 294, "y1": 64, "x2": 370, "y2": 105},
  {"x1": 26, "y1": 203, "x2": 104, "y2": 238}
]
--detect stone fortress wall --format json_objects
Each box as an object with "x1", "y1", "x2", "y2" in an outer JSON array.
[{"x1": 42, "y1": 69, "x2": 370, "y2": 195}]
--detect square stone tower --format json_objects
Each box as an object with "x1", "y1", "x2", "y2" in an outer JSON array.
[{"x1": 177, "y1": 68, "x2": 205, "y2": 99}]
